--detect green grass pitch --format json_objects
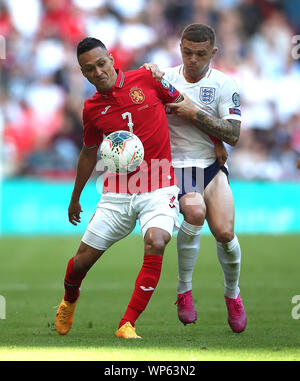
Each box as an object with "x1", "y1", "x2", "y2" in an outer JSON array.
[{"x1": 0, "y1": 234, "x2": 300, "y2": 361}]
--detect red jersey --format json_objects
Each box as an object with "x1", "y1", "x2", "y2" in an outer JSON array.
[{"x1": 83, "y1": 67, "x2": 182, "y2": 193}]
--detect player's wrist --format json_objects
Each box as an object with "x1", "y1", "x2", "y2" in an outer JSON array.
[{"x1": 71, "y1": 192, "x2": 81, "y2": 202}]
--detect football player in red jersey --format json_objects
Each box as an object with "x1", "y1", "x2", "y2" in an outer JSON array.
[{"x1": 55, "y1": 37, "x2": 183, "y2": 339}]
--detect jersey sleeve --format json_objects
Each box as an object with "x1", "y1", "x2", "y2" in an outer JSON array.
[
  {"x1": 218, "y1": 79, "x2": 242, "y2": 121},
  {"x1": 82, "y1": 104, "x2": 103, "y2": 148},
  {"x1": 145, "y1": 68, "x2": 182, "y2": 105}
]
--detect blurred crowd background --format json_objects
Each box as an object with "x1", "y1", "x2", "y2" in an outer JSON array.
[{"x1": 1, "y1": 0, "x2": 300, "y2": 181}]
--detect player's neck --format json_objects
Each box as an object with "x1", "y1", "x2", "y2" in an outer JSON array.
[{"x1": 183, "y1": 65, "x2": 210, "y2": 83}]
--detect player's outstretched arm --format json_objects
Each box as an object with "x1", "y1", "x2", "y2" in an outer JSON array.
[
  {"x1": 68, "y1": 144, "x2": 98, "y2": 225},
  {"x1": 143, "y1": 66, "x2": 228, "y2": 163},
  {"x1": 194, "y1": 111, "x2": 240, "y2": 146},
  {"x1": 166, "y1": 93, "x2": 240, "y2": 146}
]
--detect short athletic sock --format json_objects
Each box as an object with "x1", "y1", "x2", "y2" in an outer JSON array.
[
  {"x1": 118, "y1": 254, "x2": 163, "y2": 328},
  {"x1": 64, "y1": 257, "x2": 87, "y2": 303},
  {"x1": 177, "y1": 220, "x2": 202, "y2": 294},
  {"x1": 216, "y1": 235, "x2": 241, "y2": 299}
]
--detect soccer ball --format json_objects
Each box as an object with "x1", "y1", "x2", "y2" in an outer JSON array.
[{"x1": 100, "y1": 130, "x2": 144, "y2": 174}]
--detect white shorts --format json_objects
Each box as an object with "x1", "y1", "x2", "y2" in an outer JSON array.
[{"x1": 82, "y1": 185, "x2": 180, "y2": 251}]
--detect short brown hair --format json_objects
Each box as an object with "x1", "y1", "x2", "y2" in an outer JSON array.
[{"x1": 181, "y1": 24, "x2": 215, "y2": 47}]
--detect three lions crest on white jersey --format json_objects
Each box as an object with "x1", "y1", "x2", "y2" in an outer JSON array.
[
  {"x1": 163, "y1": 65, "x2": 241, "y2": 169},
  {"x1": 199, "y1": 87, "x2": 216, "y2": 104}
]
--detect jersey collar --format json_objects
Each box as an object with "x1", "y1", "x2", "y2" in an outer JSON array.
[
  {"x1": 99, "y1": 68, "x2": 125, "y2": 98},
  {"x1": 180, "y1": 64, "x2": 212, "y2": 82},
  {"x1": 114, "y1": 68, "x2": 125, "y2": 88}
]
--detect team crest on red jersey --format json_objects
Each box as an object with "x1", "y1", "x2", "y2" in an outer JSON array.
[{"x1": 129, "y1": 87, "x2": 145, "y2": 104}]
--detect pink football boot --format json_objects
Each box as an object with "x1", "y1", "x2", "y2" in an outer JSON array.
[
  {"x1": 225, "y1": 293, "x2": 247, "y2": 333},
  {"x1": 175, "y1": 290, "x2": 197, "y2": 325}
]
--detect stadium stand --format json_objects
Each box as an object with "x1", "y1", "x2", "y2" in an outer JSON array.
[{"x1": 1, "y1": 0, "x2": 300, "y2": 180}]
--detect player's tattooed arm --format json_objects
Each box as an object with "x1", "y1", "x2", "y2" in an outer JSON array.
[
  {"x1": 194, "y1": 111, "x2": 240, "y2": 146},
  {"x1": 142, "y1": 66, "x2": 239, "y2": 145},
  {"x1": 166, "y1": 92, "x2": 241, "y2": 146}
]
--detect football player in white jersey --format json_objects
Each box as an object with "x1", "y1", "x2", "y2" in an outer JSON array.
[{"x1": 144, "y1": 23, "x2": 246, "y2": 333}]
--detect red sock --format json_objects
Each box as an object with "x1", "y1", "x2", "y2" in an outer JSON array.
[
  {"x1": 64, "y1": 257, "x2": 87, "y2": 303},
  {"x1": 119, "y1": 254, "x2": 163, "y2": 328}
]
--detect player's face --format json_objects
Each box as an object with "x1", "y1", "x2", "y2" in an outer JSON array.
[
  {"x1": 79, "y1": 47, "x2": 117, "y2": 91},
  {"x1": 180, "y1": 39, "x2": 217, "y2": 82}
]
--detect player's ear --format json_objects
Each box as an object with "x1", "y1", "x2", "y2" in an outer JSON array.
[
  {"x1": 109, "y1": 53, "x2": 115, "y2": 66},
  {"x1": 78, "y1": 58, "x2": 87, "y2": 78},
  {"x1": 211, "y1": 47, "x2": 218, "y2": 58}
]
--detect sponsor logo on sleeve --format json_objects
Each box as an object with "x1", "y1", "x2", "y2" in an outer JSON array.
[
  {"x1": 168, "y1": 85, "x2": 175, "y2": 97},
  {"x1": 229, "y1": 107, "x2": 241, "y2": 116},
  {"x1": 232, "y1": 92, "x2": 241, "y2": 107},
  {"x1": 160, "y1": 78, "x2": 176, "y2": 97},
  {"x1": 160, "y1": 78, "x2": 170, "y2": 89}
]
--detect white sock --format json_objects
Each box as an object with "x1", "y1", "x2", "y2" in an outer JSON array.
[
  {"x1": 216, "y1": 235, "x2": 241, "y2": 299},
  {"x1": 177, "y1": 220, "x2": 202, "y2": 294}
]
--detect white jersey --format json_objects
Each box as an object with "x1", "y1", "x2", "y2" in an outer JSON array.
[{"x1": 163, "y1": 65, "x2": 241, "y2": 168}]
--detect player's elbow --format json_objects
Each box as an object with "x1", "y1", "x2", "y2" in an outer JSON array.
[
  {"x1": 78, "y1": 146, "x2": 98, "y2": 171},
  {"x1": 226, "y1": 120, "x2": 241, "y2": 146}
]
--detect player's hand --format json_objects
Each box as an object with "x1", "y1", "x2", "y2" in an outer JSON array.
[
  {"x1": 214, "y1": 140, "x2": 228, "y2": 166},
  {"x1": 166, "y1": 92, "x2": 198, "y2": 119},
  {"x1": 68, "y1": 199, "x2": 83, "y2": 225},
  {"x1": 142, "y1": 62, "x2": 164, "y2": 80},
  {"x1": 297, "y1": 157, "x2": 300, "y2": 170}
]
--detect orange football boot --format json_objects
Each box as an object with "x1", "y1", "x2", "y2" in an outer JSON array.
[
  {"x1": 56, "y1": 299, "x2": 78, "y2": 335},
  {"x1": 115, "y1": 322, "x2": 142, "y2": 339}
]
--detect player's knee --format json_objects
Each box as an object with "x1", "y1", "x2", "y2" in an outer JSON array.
[
  {"x1": 183, "y1": 206, "x2": 206, "y2": 226},
  {"x1": 144, "y1": 230, "x2": 170, "y2": 255},
  {"x1": 180, "y1": 193, "x2": 206, "y2": 226},
  {"x1": 145, "y1": 238, "x2": 167, "y2": 255},
  {"x1": 214, "y1": 228, "x2": 234, "y2": 243}
]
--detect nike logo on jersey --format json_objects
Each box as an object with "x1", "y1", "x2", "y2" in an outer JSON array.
[
  {"x1": 101, "y1": 105, "x2": 111, "y2": 114},
  {"x1": 140, "y1": 286, "x2": 155, "y2": 292}
]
